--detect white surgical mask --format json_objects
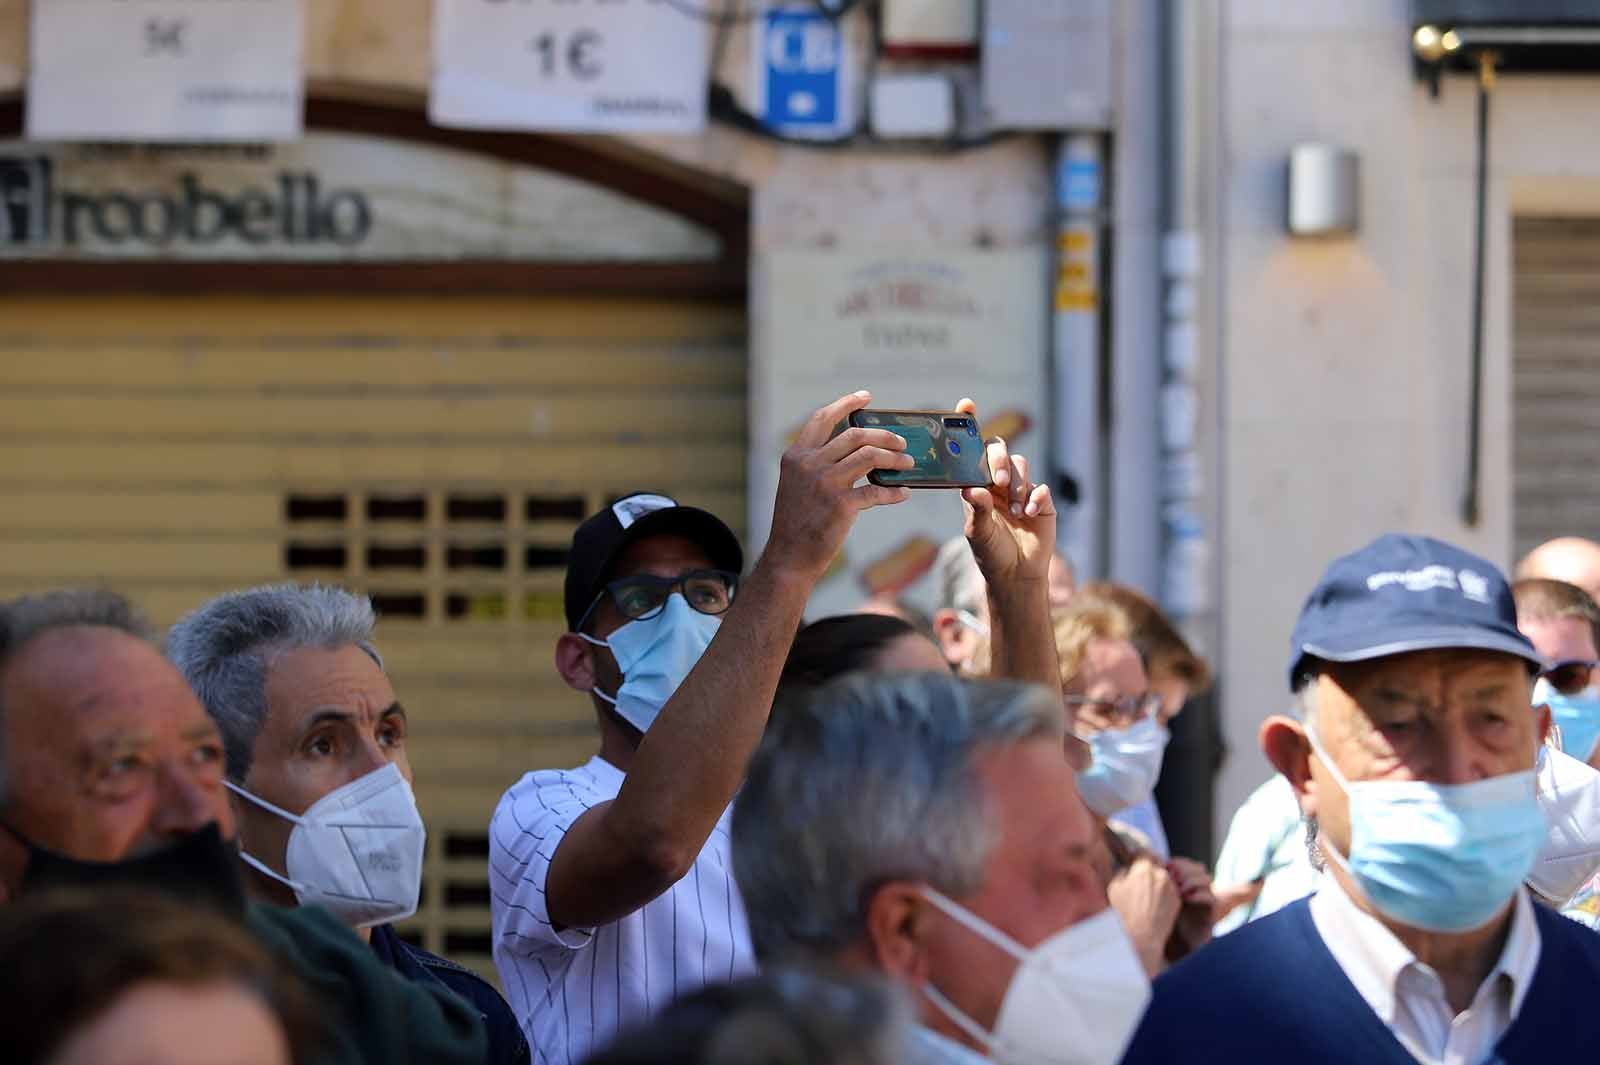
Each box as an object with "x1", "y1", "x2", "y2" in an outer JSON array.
[
  {"x1": 226, "y1": 762, "x2": 426, "y2": 928},
  {"x1": 1075, "y1": 716, "x2": 1169, "y2": 818},
  {"x1": 919, "y1": 888, "x2": 1150, "y2": 1065},
  {"x1": 580, "y1": 593, "x2": 721, "y2": 733}
]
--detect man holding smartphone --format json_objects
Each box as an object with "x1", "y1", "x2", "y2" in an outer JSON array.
[{"x1": 488, "y1": 391, "x2": 916, "y2": 1063}]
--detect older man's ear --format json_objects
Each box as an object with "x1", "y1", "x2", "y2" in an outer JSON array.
[
  {"x1": 862, "y1": 881, "x2": 935, "y2": 985},
  {"x1": 1261, "y1": 715, "x2": 1317, "y2": 820}
]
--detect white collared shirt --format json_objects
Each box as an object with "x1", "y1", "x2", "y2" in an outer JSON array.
[
  {"x1": 1308, "y1": 876, "x2": 1541, "y2": 1065},
  {"x1": 489, "y1": 755, "x2": 756, "y2": 1064}
]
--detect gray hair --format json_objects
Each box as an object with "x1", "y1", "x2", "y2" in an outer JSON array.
[
  {"x1": 731, "y1": 671, "x2": 1064, "y2": 962},
  {"x1": 0, "y1": 589, "x2": 155, "y2": 806},
  {"x1": 1290, "y1": 671, "x2": 1324, "y2": 867},
  {"x1": 586, "y1": 966, "x2": 911, "y2": 1065},
  {"x1": 165, "y1": 584, "x2": 381, "y2": 782}
]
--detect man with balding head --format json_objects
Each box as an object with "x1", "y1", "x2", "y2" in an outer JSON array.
[
  {"x1": 0, "y1": 589, "x2": 486, "y2": 1065},
  {"x1": 1516, "y1": 536, "x2": 1600, "y2": 603}
]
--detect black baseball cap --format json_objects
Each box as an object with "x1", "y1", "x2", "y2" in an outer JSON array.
[
  {"x1": 564, "y1": 492, "x2": 744, "y2": 631},
  {"x1": 1287, "y1": 533, "x2": 1540, "y2": 690}
]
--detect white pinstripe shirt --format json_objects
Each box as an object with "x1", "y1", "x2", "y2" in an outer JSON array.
[{"x1": 489, "y1": 756, "x2": 755, "y2": 1065}]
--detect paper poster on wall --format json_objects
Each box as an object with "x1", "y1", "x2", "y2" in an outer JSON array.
[
  {"x1": 26, "y1": 0, "x2": 304, "y2": 142},
  {"x1": 431, "y1": 0, "x2": 709, "y2": 133},
  {"x1": 752, "y1": 249, "x2": 1050, "y2": 619}
]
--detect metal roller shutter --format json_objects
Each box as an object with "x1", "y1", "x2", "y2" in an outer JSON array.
[
  {"x1": 1514, "y1": 217, "x2": 1600, "y2": 560},
  {"x1": 0, "y1": 293, "x2": 746, "y2": 979}
]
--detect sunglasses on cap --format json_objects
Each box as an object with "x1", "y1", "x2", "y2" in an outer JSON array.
[
  {"x1": 1542, "y1": 658, "x2": 1600, "y2": 696},
  {"x1": 577, "y1": 569, "x2": 739, "y2": 632}
]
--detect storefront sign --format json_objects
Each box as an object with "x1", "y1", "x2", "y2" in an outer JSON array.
[
  {"x1": 752, "y1": 249, "x2": 1050, "y2": 617},
  {"x1": 0, "y1": 136, "x2": 719, "y2": 261},
  {"x1": 431, "y1": 0, "x2": 709, "y2": 133},
  {"x1": 26, "y1": 0, "x2": 304, "y2": 141}
]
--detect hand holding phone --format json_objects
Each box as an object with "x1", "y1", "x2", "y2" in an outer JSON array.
[
  {"x1": 847, "y1": 409, "x2": 993, "y2": 489},
  {"x1": 765, "y1": 391, "x2": 914, "y2": 583}
]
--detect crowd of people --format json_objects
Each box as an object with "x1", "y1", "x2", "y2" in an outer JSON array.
[{"x1": 5, "y1": 389, "x2": 1600, "y2": 1065}]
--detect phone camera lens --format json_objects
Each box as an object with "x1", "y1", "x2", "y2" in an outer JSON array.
[
  {"x1": 967, "y1": 422, "x2": 979, "y2": 438},
  {"x1": 948, "y1": 440, "x2": 962, "y2": 456}
]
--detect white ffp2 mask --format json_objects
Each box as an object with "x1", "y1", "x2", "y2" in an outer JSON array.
[
  {"x1": 226, "y1": 762, "x2": 426, "y2": 928},
  {"x1": 920, "y1": 888, "x2": 1150, "y2": 1065},
  {"x1": 1528, "y1": 745, "x2": 1600, "y2": 905}
]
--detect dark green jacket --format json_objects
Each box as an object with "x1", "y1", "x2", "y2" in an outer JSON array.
[{"x1": 246, "y1": 903, "x2": 488, "y2": 1065}]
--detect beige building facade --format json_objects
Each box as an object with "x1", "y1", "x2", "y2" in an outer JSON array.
[
  {"x1": 1209, "y1": 1, "x2": 1600, "y2": 833},
  {"x1": 15, "y1": 0, "x2": 1588, "y2": 902}
]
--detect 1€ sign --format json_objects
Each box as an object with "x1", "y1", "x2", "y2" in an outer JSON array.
[{"x1": 757, "y1": 6, "x2": 850, "y2": 138}]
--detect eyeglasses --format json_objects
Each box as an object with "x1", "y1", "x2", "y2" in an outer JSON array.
[
  {"x1": 1063, "y1": 693, "x2": 1164, "y2": 728},
  {"x1": 1542, "y1": 658, "x2": 1600, "y2": 696},
  {"x1": 579, "y1": 569, "x2": 738, "y2": 630}
]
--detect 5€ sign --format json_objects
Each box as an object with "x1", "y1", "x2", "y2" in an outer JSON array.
[{"x1": 431, "y1": 0, "x2": 710, "y2": 133}]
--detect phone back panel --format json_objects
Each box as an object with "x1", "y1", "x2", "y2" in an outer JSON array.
[{"x1": 850, "y1": 409, "x2": 991, "y2": 488}]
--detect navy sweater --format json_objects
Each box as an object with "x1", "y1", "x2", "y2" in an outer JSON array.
[{"x1": 1119, "y1": 897, "x2": 1600, "y2": 1064}]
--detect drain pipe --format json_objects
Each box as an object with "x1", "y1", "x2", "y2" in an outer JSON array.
[
  {"x1": 1159, "y1": 0, "x2": 1208, "y2": 616},
  {"x1": 1053, "y1": 133, "x2": 1107, "y2": 578},
  {"x1": 1460, "y1": 50, "x2": 1496, "y2": 527}
]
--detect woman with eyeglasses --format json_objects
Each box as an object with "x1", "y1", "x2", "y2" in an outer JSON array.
[{"x1": 1048, "y1": 594, "x2": 1217, "y2": 978}]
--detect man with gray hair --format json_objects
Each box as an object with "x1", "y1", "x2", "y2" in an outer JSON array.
[
  {"x1": 0, "y1": 587, "x2": 486, "y2": 1065},
  {"x1": 168, "y1": 583, "x2": 527, "y2": 1065},
  {"x1": 732, "y1": 671, "x2": 1150, "y2": 1065}
]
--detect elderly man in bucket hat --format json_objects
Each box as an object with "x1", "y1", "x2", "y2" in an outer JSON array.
[{"x1": 1120, "y1": 534, "x2": 1600, "y2": 1065}]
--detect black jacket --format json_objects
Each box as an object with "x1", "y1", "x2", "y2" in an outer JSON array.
[{"x1": 369, "y1": 923, "x2": 531, "y2": 1065}]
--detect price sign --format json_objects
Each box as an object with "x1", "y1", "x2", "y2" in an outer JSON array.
[
  {"x1": 431, "y1": 0, "x2": 710, "y2": 134},
  {"x1": 26, "y1": 0, "x2": 304, "y2": 142}
]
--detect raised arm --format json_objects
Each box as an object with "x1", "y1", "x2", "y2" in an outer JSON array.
[
  {"x1": 542, "y1": 391, "x2": 912, "y2": 930},
  {"x1": 956, "y1": 398, "x2": 1061, "y2": 689}
]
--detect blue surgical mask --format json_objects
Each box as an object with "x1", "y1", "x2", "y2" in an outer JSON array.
[
  {"x1": 1308, "y1": 725, "x2": 1546, "y2": 932},
  {"x1": 1075, "y1": 715, "x2": 1169, "y2": 818},
  {"x1": 579, "y1": 593, "x2": 721, "y2": 733},
  {"x1": 1535, "y1": 677, "x2": 1600, "y2": 763}
]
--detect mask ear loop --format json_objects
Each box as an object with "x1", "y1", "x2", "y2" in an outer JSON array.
[
  {"x1": 222, "y1": 780, "x2": 310, "y2": 895},
  {"x1": 1300, "y1": 726, "x2": 1359, "y2": 878},
  {"x1": 917, "y1": 888, "x2": 1044, "y2": 1056},
  {"x1": 920, "y1": 886, "x2": 1030, "y2": 960},
  {"x1": 921, "y1": 982, "x2": 998, "y2": 1054},
  {"x1": 575, "y1": 632, "x2": 621, "y2": 706}
]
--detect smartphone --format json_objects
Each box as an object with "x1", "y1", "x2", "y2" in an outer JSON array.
[{"x1": 848, "y1": 409, "x2": 992, "y2": 489}]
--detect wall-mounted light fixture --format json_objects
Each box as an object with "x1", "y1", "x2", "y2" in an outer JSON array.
[{"x1": 1286, "y1": 144, "x2": 1360, "y2": 237}]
